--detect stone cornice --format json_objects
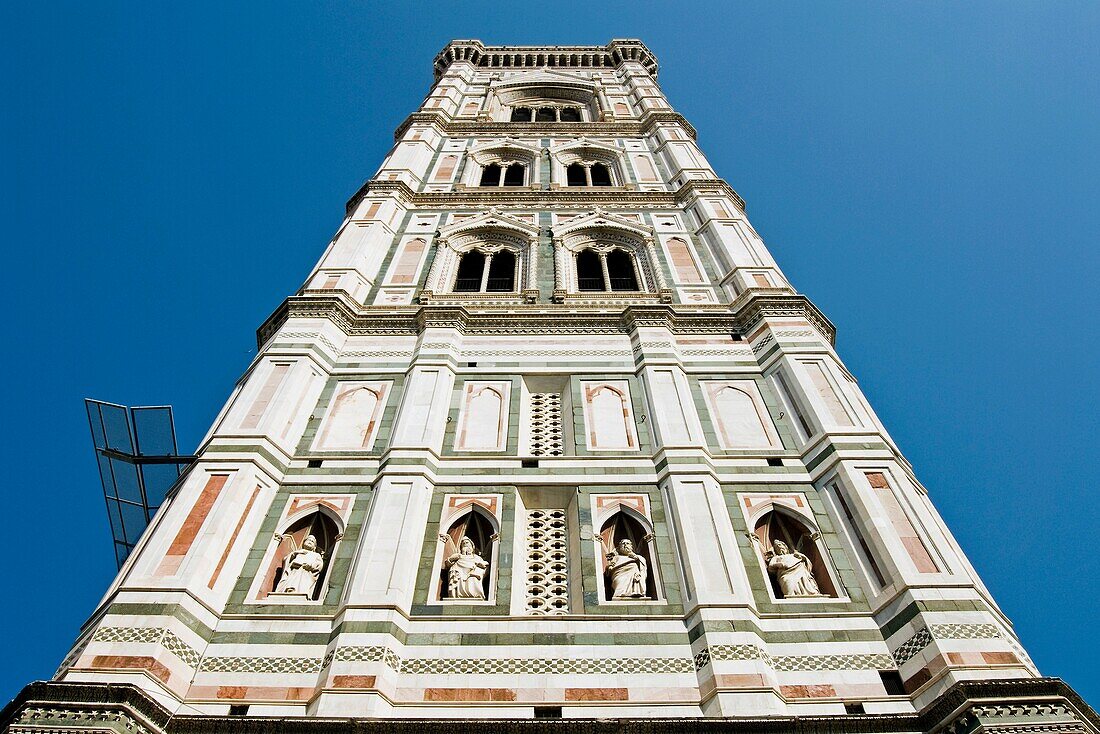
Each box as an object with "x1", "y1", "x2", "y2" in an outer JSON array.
[
  {"x1": 345, "y1": 178, "x2": 745, "y2": 216},
  {"x1": 433, "y1": 39, "x2": 659, "y2": 81},
  {"x1": 392, "y1": 110, "x2": 698, "y2": 144},
  {"x1": 4, "y1": 678, "x2": 1097, "y2": 734},
  {"x1": 256, "y1": 294, "x2": 836, "y2": 349}
]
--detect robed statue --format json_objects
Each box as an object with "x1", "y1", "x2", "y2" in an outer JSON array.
[
  {"x1": 440, "y1": 535, "x2": 490, "y2": 600},
  {"x1": 766, "y1": 539, "x2": 824, "y2": 598},
  {"x1": 604, "y1": 538, "x2": 649, "y2": 599},
  {"x1": 274, "y1": 534, "x2": 325, "y2": 598}
]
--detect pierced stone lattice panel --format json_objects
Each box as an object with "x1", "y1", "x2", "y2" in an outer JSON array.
[
  {"x1": 524, "y1": 509, "x2": 569, "y2": 615},
  {"x1": 528, "y1": 393, "x2": 564, "y2": 456}
]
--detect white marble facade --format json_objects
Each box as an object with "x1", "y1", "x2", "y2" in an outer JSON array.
[{"x1": 53, "y1": 40, "x2": 1043, "y2": 722}]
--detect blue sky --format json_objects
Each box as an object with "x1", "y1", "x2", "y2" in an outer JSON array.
[{"x1": 2, "y1": 0, "x2": 1097, "y2": 708}]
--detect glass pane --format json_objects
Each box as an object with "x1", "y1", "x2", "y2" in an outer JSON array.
[
  {"x1": 86, "y1": 400, "x2": 107, "y2": 450},
  {"x1": 99, "y1": 402, "x2": 134, "y2": 454},
  {"x1": 119, "y1": 500, "x2": 150, "y2": 544},
  {"x1": 110, "y1": 456, "x2": 144, "y2": 504},
  {"x1": 140, "y1": 463, "x2": 182, "y2": 509},
  {"x1": 132, "y1": 406, "x2": 178, "y2": 457}
]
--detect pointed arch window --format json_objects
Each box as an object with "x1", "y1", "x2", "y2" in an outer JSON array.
[
  {"x1": 754, "y1": 510, "x2": 838, "y2": 599},
  {"x1": 576, "y1": 249, "x2": 604, "y2": 291},
  {"x1": 453, "y1": 250, "x2": 486, "y2": 292},
  {"x1": 558, "y1": 106, "x2": 581, "y2": 122},
  {"x1": 606, "y1": 249, "x2": 639, "y2": 291},
  {"x1": 479, "y1": 162, "x2": 527, "y2": 187},
  {"x1": 565, "y1": 161, "x2": 616, "y2": 187},
  {"x1": 451, "y1": 249, "x2": 516, "y2": 293},
  {"x1": 574, "y1": 248, "x2": 640, "y2": 292}
]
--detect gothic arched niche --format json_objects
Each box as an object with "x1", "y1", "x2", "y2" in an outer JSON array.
[
  {"x1": 314, "y1": 383, "x2": 386, "y2": 450},
  {"x1": 599, "y1": 510, "x2": 658, "y2": 601},
  {"x1": 438, "y1": 508, "x2": 496, "y2": 601},
  {"x1": 753, "y1": 510, "x2": 837, "y2": 599},
  {"x1": 264, "y1": 509, "x2": 341, "y2": 601}
]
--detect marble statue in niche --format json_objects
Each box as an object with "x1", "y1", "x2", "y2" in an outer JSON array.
[
  {"x1": 766, "y1": 539, "x2": 824, "y2": 598},
  {"x1": 605, "y1": 538, "x2": 649, "y2": 599},
  {"x1": 440, "y1": 534, "x2": 490, "y2": 599},
  {"x1": 274, "y1": 534, "x2": 325, "y2": 598}
]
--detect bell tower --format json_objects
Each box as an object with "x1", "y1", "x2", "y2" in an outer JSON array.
[{"x1": 4, "y1": 39, "x2": 1095, "y2": 733}]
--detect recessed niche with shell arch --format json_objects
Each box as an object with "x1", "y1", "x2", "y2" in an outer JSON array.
[
  {"x1": 259, "y1": 504, "x2": 344, "y2": 602},
  {"x1": 595, "y1": 501, "x2": 661, "y2": 602},
  {"x1": 435, "y1": 501, "x2": 500, "y2": 603},
  {"x1": 751, "y1": 504, "x2": 839, "y2": 600}
]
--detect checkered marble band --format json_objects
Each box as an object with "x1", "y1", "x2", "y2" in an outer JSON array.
[
  {"x1": 893, "y1": 624, "x2": 1002, "y2": 665},
  {"x1": 91, "y1": 626, "x2": 203, "y2": 668},
  {"x1": 87, "y1": 624, "x2": 1003, "y2": 678},
  {"x1": 706, "y1": 644, "x2": 893, "y2": 671}
]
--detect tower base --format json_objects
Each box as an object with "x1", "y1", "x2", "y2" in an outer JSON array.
[{"x1": 3, "y1": 678, "x2": 1096, "y2": 734}]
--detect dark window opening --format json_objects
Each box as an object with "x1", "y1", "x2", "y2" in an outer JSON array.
[
  {"x1": 558, "y1": 107, "x2": 581, "y2": 122},
  {"x1": 879, "y1": 670, "x2": 906, "y2": 696},
  {"x1": 486, "y1": 250, "x2": 516, "y2": 291},
  {"x1": 503, "y1": 163, "x2": 525, "y2": 186},
  {"x1": 534, "y1": 706, "x2": 563, "y2": 719},
  {"x1": 535, "y1": 107, "x2": 556, "y2": 122},
  {"x1": 731, "y1": 333, "x2": 743, "y2": 342},
  {"x1": 510, "y1": 107, "x2": 533, "y2": 122},
  {"x1": 576, "y1": 249, "x2": 604, "y2": 291},
  {"x1": 453, "y1": 251, "x2": 486, "y2": 292},
  {"x1": 521, "y1": 459, "x2": 539, "y2": 468},
  {"x1": 228, "y1": 705, "x2": 250, "y2": 717},
  {"x1": 844, "y1": 702, "x2": 866, "y2": 715},
  {"x1": 590, "y1": 162, "x2": 612, "y2": 186},
  {"x1": 606, "y1": 249, "x2": 639, "y2": 291},
  {"x1": 566, "y1": 163, "x2": 587, "y2": 187},
  {"x1": 479, "y1": 163, "x2": 501, "y2": 187},
  {"x1": 766, "y1": 457, "x2": 783, "y2": 467},
  {"x1": 307, "y1": 459, "x2": 323, "y2": 468}
]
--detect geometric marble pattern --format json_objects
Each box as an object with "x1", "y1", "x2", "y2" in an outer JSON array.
[
  {"x1": 523, "y1": 509, "x2": 569, "y2": 615},
  {"x1": 929, "y1": 623, "x2": 1001, "y2": 640},
  {"x1": 198, "y1": 656, "x2": 324, "y2": 674},
  {"x1": 90, "y1": 626, "x2": 203, "y2": 668},
  {"x1": 333, "y1": 645, "x2": 693, "y2": 675},
  {"x1": 893, "y1": 628, "x2": 935, "y2": 665},
  {"x1": 527, "y1": 393, "x2": 564, "y2": 457},
  {"x1": 708, "y1": 644, "x2": 894, "y2": 671}
]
